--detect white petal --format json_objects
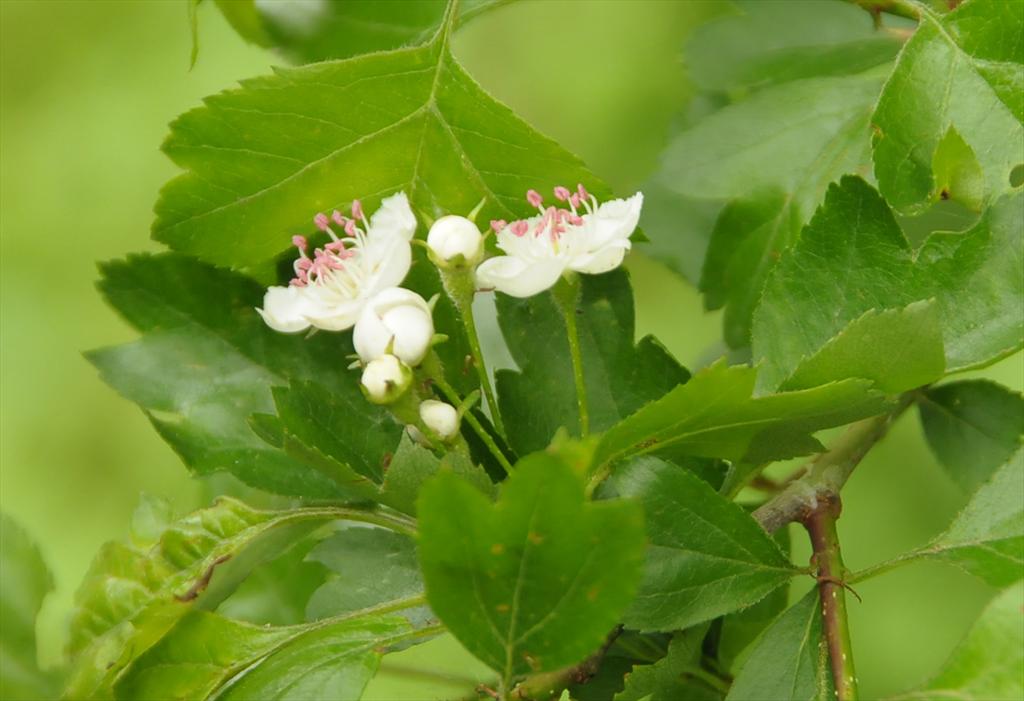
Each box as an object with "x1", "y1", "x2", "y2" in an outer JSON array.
[
  {"x1": 569, "y1": 240, "x2": 631, "y2": 275},
  {"x1": 302, "y1": 288, "x2": 363, "y2": 331},
  {"x1": 257, "y1": 286, "x2": 313, "y2": 333},
  {"x1": 362, "y1": 234, "x2": 412, "y2": 295},
  {"x1": 475, "y1": 255, "x2": 566, "y2": 298},
  {"x1": 353, "y1": 287, "x2": 434, "y2": 365},
  {"x1": 369, "y1": 191, "x2": 417, "y2": 241},
  {"x1": 589, "y1": 191, "x2": 643, "y2": 249}
]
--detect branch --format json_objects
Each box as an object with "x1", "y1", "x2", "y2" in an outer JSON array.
[
  {"x1": 803, "y1": 495, "x2": 859, "y2": 701},
  {"x1": 753, "y1": 395, "x2": 912, "y2": 533},
  {"x1": 509, "y1": 626, "x2": 622, "y2": 700},
  {"x1": 845, "y1": 0, "x2": 922, "y2": 23}
]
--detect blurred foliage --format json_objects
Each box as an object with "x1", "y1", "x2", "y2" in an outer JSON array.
[{"x1": 1, "y1": 1, "x2": 1020, "y2": 698}]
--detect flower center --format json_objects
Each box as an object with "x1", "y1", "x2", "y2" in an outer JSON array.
[
  {"x1": 289, "y1": 201, "x2": 372, "y2": 299},
  {"x1": 490, "y1": 184, "x2": 594, "y2": 249}
]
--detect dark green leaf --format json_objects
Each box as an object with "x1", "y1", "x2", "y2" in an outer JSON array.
[
  {"x1": 379, "y1": 434, "x2": 495, "y2": 515},
  {"x1": 889, "y1": 582, "x2": 1024, "y2": 701},
  {"x1": 417, "y1": 452, "x2": 646, "y2": 682},
  {"x1": 90, "y1": 253, "x2": 401, "y2": 498},
  {"x1": 872, "y1": 0, "x2": 1023, "y2": 213},
  {"x1": 306, "y1": 528, "x2": 422, "y2": 620},
  {"x1": 0, "y1": 515, "x2": 58, "y2": 701},
  {"x1": 496, "y1": 269, "x2": 689, "y2": 455},
  {"x1": 115, "y1": 609, "x2": 423, "y2": 701},
  {"x1": 687, "y1": 0, "x2": 900, "y2": 93},
  {"x1": 608, "y1": 458, "x2": 797, "y2": 632},
  {"x1": 63, "y1": 498, "x2": 385, "y2": 699},
  {"x1": 780, "y1": 301, "x2": 946, "y2": 395},
  {"x1": 154, "y1": 10, "x2": 615, "y2": 271},
  {"x1": 726, "y1": 591, "x2": 833, "y2": 701},
  {"x1": 615, "y1": 624, "x2": 721, "y2": 701},
  {"x1": 592, "y1": 360, "x2": 888, "y2": 470},
  {"x1": 214, "y1": 0, "x2": 507, "y2": 64},
  {"x1": 919, "y1": 380, "x2": 1024, "y2": 492},
  {"x1": 752, "y1": 177, "x2": 1024, "y2": 390}
]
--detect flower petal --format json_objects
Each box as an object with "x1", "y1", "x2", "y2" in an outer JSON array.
[
  {"x1": 369, "y1": 191, "x2": 417, "y2": 241},
  {"x1": 363, "y1": 234, "x2": 413, "y2": 295},
  {"x1": 568, "y1": 240, "x2": 630, "y2": 275},
  {"x1": 589, "y1": 191, "x2": 643, "y2": 249},
  {"x1": 353, "y1": 287, "x2": 434, "y2": 365},
  {"x1": 257, "y1": 286, "x2": 314, "y2": 333},
  {"x1": 302, "y1": 288, "x2": 363, "y2": 331},
  {"x1": 476, "y1": 255, "x2": 565, "y2": 298}
]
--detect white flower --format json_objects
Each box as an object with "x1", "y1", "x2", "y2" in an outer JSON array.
[
  {"x1": 353, "y1": 287, "x2": 434, "y2": 366},
  {"x1": 427, "y1": 215, "x2": 484, "y2": 264},
  {"x1": 257, "y1": 192, "x2": 417, "y2": 333},
  {"x1": 476, "y1": 185, "x2": 643, "y2": 298},
  {"x1": 360, "y1": 354, "x2": 412, "y2": 404},
  {"x1": 420, "y1": 400, "x2": 459, "y2": 440}
]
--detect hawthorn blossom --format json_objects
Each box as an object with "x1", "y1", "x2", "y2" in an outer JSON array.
[
  {"x1": 475, "y1": 185, "x2": 643, "y2": 298},
  {"x1": 257, "y1": 192, "x2": 417, "y2": 333},
  {"x1": 353, "y1": 287, "x2": 435, "y2": 366}
]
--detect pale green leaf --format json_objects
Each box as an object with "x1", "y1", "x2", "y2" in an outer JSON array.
[
  {"x1": 608, "y1": 458, "x2": 797, "y2": 632},
  {"x1": 417, "y1": 452, "x2": 646, "y2": 682},
  {"x1": 614, "y1": 624, "x2": 720, "y2": 701}
]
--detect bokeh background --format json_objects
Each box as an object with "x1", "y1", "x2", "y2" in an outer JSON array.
[{"x1": 1, "y1": 1, "x2": 1020, "y2": 699}]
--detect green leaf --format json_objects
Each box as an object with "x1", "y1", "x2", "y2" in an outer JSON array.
[
  {"x1": 872, "y1": 0, "x2": 1024, "y2": 213},
  {"x1": 890, "y1": 582, "x2": 1024, "y2": 701},
  {"x1": 64, "y1": 497, "x2": 401, "y2": 699},
  {"x1": 924, "y1": 450, "x2": 1024, "y2": 586},
  {"x1": 752, "y1": 176, "x2": 1024, "y2": 391},
  {"x1": 607, "y1": 458, "x2": 796, "y2": 632},
  {"x1": 305, "y1": 528, "x2": 423, "y2": 620},
  {"x1": 655, "y1": 69, "x2": 884, "y2": 346},
  {"x1": 114, "y1": 609, "x2": 424, "y2": 701},
  {"x1": 592, "y1": 360, "x2": 888, "y2": 470},
  {"x1": 496, "y1": 269, "x2": 689, "y2": 455},
  {"x1": 154, "y1": 7, "x2": 614, "y2": 271},
  {"x1": 780, "y1": 301, "x2": 946, "y2": 394},
  {"x1": 726, "y1": 591, "x2": 833, "y2": 701},
  {"x1": 932, "y1": 126, "x2": 987, "y2": 211},
  {"x1": 686, "y1": 0, "x2": 900, "y2": 93},
  {"x1": 417, "y1": 452, "x2": 646, "y2": 682},
  {"x1": 919, "y1": 380, "x2": 1024, "y2": 492},
  {"x1": 90, "y1": 253, "x2": 409, "y2": 498},
  {"x1": 614, "y1": 625, "x2": 721, "y2": 701},
  {"x1": 213, "y1": 0, "x2": 507, "y2": 64},
  {"x1": 0, "y1": 515, "x2": 58, "y2": 701},
  {"x1": 379, "y1": 434, "x2": 495, "y2": 515}
]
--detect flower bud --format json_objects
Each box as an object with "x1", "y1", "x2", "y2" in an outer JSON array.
[
  {"x1": 419, "y1": 400, "x2": 459, "y2": 440},
  {"x1": 360, "y1": 354, "x2": 412, "y2": 404},
  {"x1": 427, "y1": 215, "x2": 484, "y2": 265},
  {"x1": 354, "y1": 288, "x2": 434, "y2": 366}
]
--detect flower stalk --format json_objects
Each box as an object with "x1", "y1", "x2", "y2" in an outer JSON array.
[{"x1": 551, "y1": 274, "x2": 590, "y2": 437}]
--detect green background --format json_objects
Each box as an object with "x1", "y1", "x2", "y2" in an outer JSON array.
[{"x1": 1, "y1": 1, "x2": 1019, "y2": 698}]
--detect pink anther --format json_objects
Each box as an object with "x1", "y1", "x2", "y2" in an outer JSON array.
[
  {"x1": 490, "y1": 219, "x2": 507, "y2": 233},
  {"x1": 314, "y1": 213, "x2": 330, "y2": 232},
  {"x1": 526, "y1": 189, "x2": 543, "y2": 208},
  {"x1": 554, "y1": 186, "x2": 571, "y2": 201}
]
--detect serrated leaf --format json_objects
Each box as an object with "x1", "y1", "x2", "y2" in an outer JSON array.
[
  {"x1": 214, "y1": 0, "x2": 507, "y2": 64},
  {"x1": 90, "y1": 253, "x2": 404, "y2": 498},
  {"x1": 890, "y1": 582, "x2": 1023, "y2": 701},
  {"x1": 417, "y1": 453, "x2": 646, "y2": 682},
  {"x1": 919, "y1": 380, "x2": 1024, "y2": 492},
  {"x1": 379, "y1": 434, "x2": 495, "y2": 515},
  {"x1": 592, "y1": 360, "x2": 888, "y2": 470},
  {"x1": 752, "y1": 176, "x2": 1024, "y2": 391},
  {"x1": 63, "y1": 498, "x2": 402, "y2": 699},
  {"x1": 607, "y1": 458, "x2": 796, "y2": 632},
  {"x1": 726, "y1": 591, "x2": 833, "y2": 701},
  {"x1": 687, "y1": 0, "x2": 900, "y2": 93},
  {"x1": 496, "y1": 269, "x2": 689, "y2": 455},
  {"x1": 872, "y1": 0, "x2": 1024, "y2": 213},
  {"x1": 114, "y1": 609, "x2": 424, "y2": 701},
  {"x1": 780, "y1": 301, "x2": 946, "y2": 394},
  {"x1": 614, "y1": 624, "x2": 720, "y2": 701},
  {"x1": 154, "y1": 7, "x2": 615, "y2": 271},
  {"x1": 0, "y1": 515, "x2": 59, "y2": 701},
  {"x1": 305, "y1": 528, "x2": 422, "y2": 620}
]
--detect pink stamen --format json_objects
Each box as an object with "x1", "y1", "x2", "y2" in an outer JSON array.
[
  {"x1": 314, "y1": 213, "x2": 330, "y2": 232},
  {"x1": 331, "y1": 210, "x2": 347, "y2": 227},
  {"x1": 351, "y1": 199, "x2": 364, "y2": 220},
  {"x1": 344, "y1": 219, "x2": 357, "y2": 236},
  {"x1": 325, "y1": 240, "x2": 347, "y2": 254},
  {"x1": 569, "y1": 214, "x2": 584, "y2": 226},
  {"x1": 292, "y1": 235, "x2": 308, "y2": 251},
  {"x1": 490, "y1": 219, "x2": 507, "y2": 233},
  {"x1": 576, "y1": 184, "x2": 589, "y2": 201},
  {"x1": 510, "y1": 220, "x2": 529, "y2": 237},
  {"x1": 526, "y1": 189, "x2": 543, "y2": 208},
  {"x1": 569, "y1": 193, "x2": 581, "y2": 209},
  {"x1": 554, "y1": 186, "x2": 571, "y2": 201}
]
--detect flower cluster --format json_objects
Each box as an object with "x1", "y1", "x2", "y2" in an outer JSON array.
[{"x1": 257, "y1": 185, "x2": 642, "y2": 444}]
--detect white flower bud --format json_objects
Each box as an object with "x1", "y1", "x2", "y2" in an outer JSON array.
[
  {"x1": 427, "y1": 215, "x2": 484, "y2": 265},
  {"x1": 360, "y1": 354, "x2": 412, "y2": 404},
  {"x1": 353, "y1": 288, "x2": 434, "y2": 366},
  {"x1": 419, "y1": 400, "x2": 459, "y2": 440}
]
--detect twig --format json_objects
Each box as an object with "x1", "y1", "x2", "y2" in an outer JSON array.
[
  {"x1": 803, "y1": 494, "x2": 859, "y2": 701},
  {"x1": 845, "y1": 0, "x2": 922, "y2": 24},
  {"x1": 509, "y1": 626, "x2": 622, "y2": 700}
]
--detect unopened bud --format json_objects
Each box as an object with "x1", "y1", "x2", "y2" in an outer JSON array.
[
  {"x1": 354, "y1": 288, "x2": 434, "y2": 366},
  {"x1": 427, "y1": 215, "x2": 484, "y2": 266},
  {"x1": 419, "y1": 400, "x2": 459, "y2": 440},
  {"x1": 360, "y1": 354, "x2": 412, "y2": 404}
]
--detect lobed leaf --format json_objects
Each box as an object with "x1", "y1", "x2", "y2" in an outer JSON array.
[
  {"x1": 607, "y1": 458, "x2": 797, "y2": 633},
  {"x1": 417, "y1": 452, "x2": 646, "y2": 682},
  {"x1": 614, "y1": 624, "x2": 720, "y2": 701}
]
